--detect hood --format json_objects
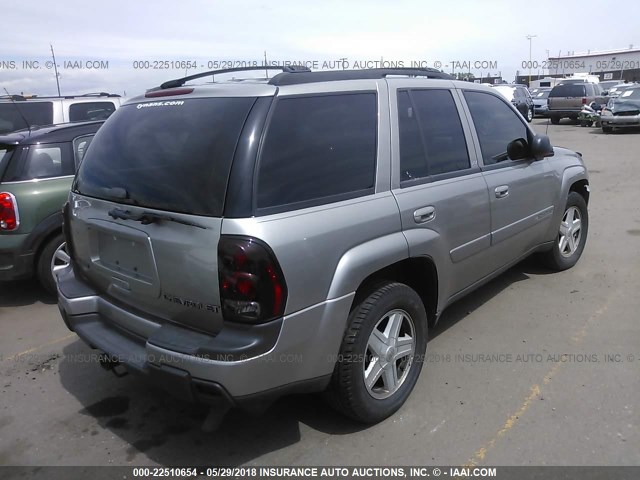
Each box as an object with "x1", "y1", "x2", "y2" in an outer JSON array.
[{"x1": 610, "y1": 99, "x2": 640, "y2": 112}]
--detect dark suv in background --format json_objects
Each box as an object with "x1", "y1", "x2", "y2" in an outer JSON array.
[
  {"x1": 548, "y1": 83, "x2": 608, "y2": 124},
  {"x1": 0, "y1": 121, "x2": 102, "y2": 292}
]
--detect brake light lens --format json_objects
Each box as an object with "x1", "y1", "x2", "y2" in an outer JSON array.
[
  {"x1": 582, "y1": 97, "x2": 587, "y2": 104},
  {"x1": 145, "y1": 87, "x2": 193, "y2": 98},
  {"x1": 218, "y1": 236, "x2": 287, "y2": 324},
  {"x1": 0, "y1": 192, "x2": 19, "y2": 231}
]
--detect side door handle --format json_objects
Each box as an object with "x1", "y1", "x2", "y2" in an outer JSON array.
[
  {"x1": 495, "y1": 185, "x2": 509, "y2": 199},
  {"x1": 414, "y1": 206, "x2": 436, "y2": 224}
]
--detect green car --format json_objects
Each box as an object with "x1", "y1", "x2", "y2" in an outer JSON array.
[{"x1": 0, "y1": 121, "x2": 103, "y2": 292}]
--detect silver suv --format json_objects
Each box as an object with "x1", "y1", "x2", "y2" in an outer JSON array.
[{"x1": 56, "y1": 66, "x2": 590, "y2": 424}]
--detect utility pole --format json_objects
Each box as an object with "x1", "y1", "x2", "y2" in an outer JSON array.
[
  {"x1": 526, "y1": 34, "x2": 537, "y2": 86},
  {"x1": 50, "y1": 44, "x2": 61, "y2": 96}
]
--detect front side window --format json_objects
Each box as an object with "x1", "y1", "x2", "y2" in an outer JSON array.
[
  {"x1": 72, "y1": 135, "x2": 95, "y2": 167},
  {"x1": 257, "y1": 93, "x2": 377, "y2": 210},
  {"x1": 398, "y1": 89, "x2": 470, "y2": 182},
  {"x1": 464, "y1": 91, "x2": 528, "y2": 166},
  {"x1": 69, "y1": 102, "x2": 116, "y2": 121}
]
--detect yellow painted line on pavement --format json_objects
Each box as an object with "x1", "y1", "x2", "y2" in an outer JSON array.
[
  {"x1": 3, "y1": 333, "x2": 76, "y2": 363},
  {"x1": 464, "y1": 298, "x2": 611, "y2": 467}
]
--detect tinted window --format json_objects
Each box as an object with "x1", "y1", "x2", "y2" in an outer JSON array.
[
  {"x1": 0, "y1": 102, "x2": 53, "y2": 134},
  {"x1": 549, "y1": 84, "x2": 586, "y2": 97},
  {"x1": 10, "y1": 143, "x2": 74, "y2": 180},
  {"x1": 257, "y1": 93, "x2": 376, "y2": 210},
  {"x1": 464, "y1": 91, "x2": 528, "y2": 165},
  {"x1": 75, "y1": 98, "x2": 256, "y2": 216},
  {"x1": 69, "y1": 102, "x2": 116, "y2": 121},
  {"x1": 73, "y1": 135, "x2": 95, "y2": 166},
  {"x1": 398, "y1": 89, "x2": 470, "y2": 181}
]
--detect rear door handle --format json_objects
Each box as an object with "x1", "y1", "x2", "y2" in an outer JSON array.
[
  {"x1": 414, "y1": 206, "x2": 436, "y2": 223},
  {"x1": 495, "y1": 186, "x2": 509, "y2": 198}
]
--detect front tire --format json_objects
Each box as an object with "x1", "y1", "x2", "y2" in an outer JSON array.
[
  {"x1": 542, "y1": 192, "x2": 588, "y2": 271},
  {"x1": 526, "y1": 107, "x2": 533, "y2": 123},
  {"x1": 325, "y1": 282, "x2": 428, "y2": 423},
  {"x1": 550, "y1": 116, "x2": 560, "y2": 125},
  {"x1": 602, "y1": 126, "x2": 613, "y2": 133}
]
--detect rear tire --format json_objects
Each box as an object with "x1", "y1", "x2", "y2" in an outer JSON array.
[
  {"x1": 550, "y1": 116, "x2": 560, "y2": 125},
  {"x1": 541, "y1": 192, "x2": 588, "y2": 271},
  {"x1": 526, "y1": 107, "x2": 533, "y2": 123},
  {"x1": 325, "y1": 282, "x2": 428, "y2": 423},
  {"x1": 36, "y1": 233, "x2": 65, "y2": 294},
  {"x1": 602, "y1": 126, "x2": 613, "y2": 133}
]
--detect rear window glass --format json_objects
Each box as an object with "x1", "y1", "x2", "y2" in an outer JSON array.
[
  {"x1": 550, "y1": 84, "x2": 586, "y2": 97},
  {"x1": 256, "y1": 93, "x2": 377, "y2": 211},
  {"x1": 75, "y1": 97, "x2": 256, "y2": 216},
  {"x1": 0, "y1": 102, "x2": 53, "y2": 134},
  {"x1": 69, "y1": 102, "x2": 116, "y2": 121}
]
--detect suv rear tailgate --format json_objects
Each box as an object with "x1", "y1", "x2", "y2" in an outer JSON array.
[{"x1": 69, "y1": 95, "x2": 258, "y2": 335}]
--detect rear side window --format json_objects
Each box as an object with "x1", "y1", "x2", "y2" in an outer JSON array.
[
  {"x1": 549, "y1": 84, "x2": 586, "y2": 97},
  {"x1": 0, "y1": 102, "x2": 53, "y2": 134},
  {"x1": 69, "y1": 102, "x2": 116, "y2": 121},
  {"x1": 398, "y1": 89, "x2": 470, "y2": 182},
  {"x1": 75, "y1": 98, "x2": 256, "y2": 216},
  {"x1": 464, "y1": 91, "x2": 528, "y2": 166},
  {"x1": 7, "y1": 143, "x2": 74, "y2": 181},
  {"x1": 256, "y1": 93, "x2": 377, "y2": 211}
]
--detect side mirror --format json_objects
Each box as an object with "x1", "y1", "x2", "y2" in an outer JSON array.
[
  {"x1": 506, "y1": 138, "x2": 528, "y2": 161},
  {"x1": 530, "y1": 134, "x2": 554, "y2": 160}
]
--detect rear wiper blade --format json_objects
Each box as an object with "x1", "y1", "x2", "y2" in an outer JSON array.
[{"x1": 107, "y1": 208, "x2": 206, "y2": 229}]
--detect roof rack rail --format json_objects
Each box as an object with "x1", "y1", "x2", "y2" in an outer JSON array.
[
  {"x1": 160, "y1": 65, "x2": 311, "y2": 89},
  {"x1": 268, "y1": 68, "x2": 453, "y2": 86},
  {"x1": 79, "y1": 92, "x2": 121, "y2": 97},
  {"x1": 0, "y1": 94, "x2": 27, "y2": 101}
]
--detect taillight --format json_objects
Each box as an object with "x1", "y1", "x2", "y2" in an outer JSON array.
[
  {"x1": 582, "y1": 98, "x2": 587, "y2": 104},
  {"x1": 218, "y1": 236, "x2": 287, "y2": 324},
  {"x1": 0, "y1": 192, "x2": 19, "y2": 231}
]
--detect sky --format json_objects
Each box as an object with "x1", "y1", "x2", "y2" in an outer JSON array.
[{"x1": 1, "y1": 0, "x2": 639, "y2": 97}]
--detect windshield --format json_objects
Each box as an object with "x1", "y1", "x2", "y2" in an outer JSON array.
[
  {"x1": 535, "y1": 91, "x2": 550, "y2": 99},
  {"x1": 0, "y1": 102, "x2": 53, "y2": 134},
  {"x1": 617, "y1": 88, "x2": 640, "y2": 100},
  {"x1": 74, "y1": 97, "x2": 256, "y2": 216}
]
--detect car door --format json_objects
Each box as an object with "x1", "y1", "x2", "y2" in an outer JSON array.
[
  {"x1": 389, "y1": 83, "x2": 492, "y2": 301},
  {"x1": 460, "y1": 89, "x2": 556, "y2": 270}
]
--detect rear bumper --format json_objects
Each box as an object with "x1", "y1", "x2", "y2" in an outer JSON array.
[
  {"x1": 0, "y1": 234, "x2": 34, "y2": 281},
  {"x1": 601, "y1": 114, "x2": 640, "y2": 127},
  {"x1": 548, "y1": 109, "x2": 581, "y2": 118},
  {"x1": 57, "y1": 266, "x2": 352, "y2": 407}
]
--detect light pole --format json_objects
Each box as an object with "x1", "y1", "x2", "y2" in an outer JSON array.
[{"x1": 526, "y1": 34, "x2": 537, "y2": 86}]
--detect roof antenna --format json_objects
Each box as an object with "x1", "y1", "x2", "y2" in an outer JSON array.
[
  {"x1": 3, "y1": 87, "x2": 31, "y2": 133},
  {"x1": 50, "y1": 43, "x2": 62, "y2": 96},
  {"x1": 264, "y1": 50, "x2": 269, "y2": 79}
]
